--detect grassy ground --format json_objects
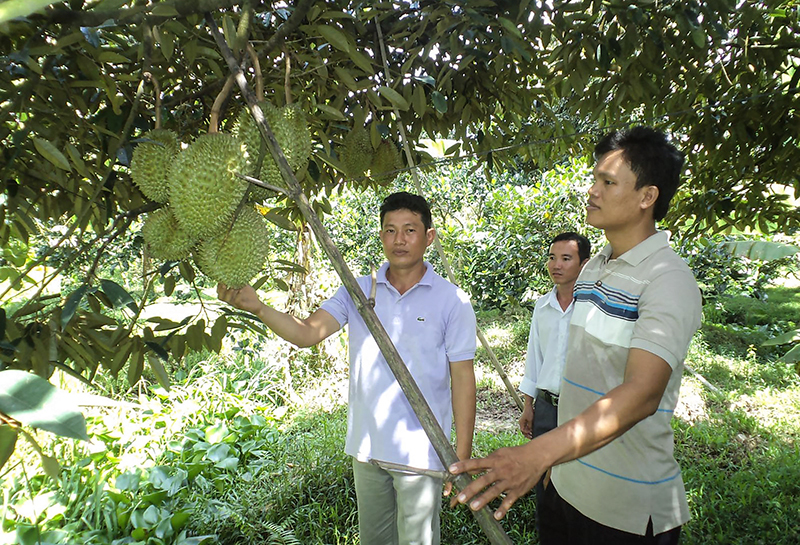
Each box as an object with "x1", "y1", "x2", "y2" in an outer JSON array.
[{"x1": 1, "y1": 288, "x2": 799, "y2": 544}]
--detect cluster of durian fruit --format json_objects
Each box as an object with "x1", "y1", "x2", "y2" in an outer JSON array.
[
  {"x1": 132, "y1": 102, "x2": 311, "y2": 288},
  {"x1": 340, "y1": 125, "x2": 403, "y2": 186}
]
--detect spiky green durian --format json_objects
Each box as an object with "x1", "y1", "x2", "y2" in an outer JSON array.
[
  {"x1": 341, "y1": 126, "x2": 373, "y2": 179},
  {"x1": 196, "y1": 206, "x2": 270, "y2": 288},
  {"x1": 130, "y1": 129, "x2": 180, "y2": 203},
  {"x1": 168, "y1": 132, "x2": 248, "y2": 239},
  {"x1": 232, "y1": 102, "x2": 313, "y2": 202},
  {"x1": 371, "y1": 139, "x2": 403, "y2": 186},
  {"x1": 141, "y1": 207, "x2": 197, "y2": 261}
]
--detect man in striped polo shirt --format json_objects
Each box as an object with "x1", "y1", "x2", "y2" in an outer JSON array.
[{"x1": 450, "y1": 126, "x2": 701, "y2": 545}]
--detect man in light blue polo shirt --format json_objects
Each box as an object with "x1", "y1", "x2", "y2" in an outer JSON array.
[
  {"x1": 450, "y1": 126, "x2": 701, "y2": 545},
  {"x1": 218, "y1": 191, "x2": 477, "y2": 545}
]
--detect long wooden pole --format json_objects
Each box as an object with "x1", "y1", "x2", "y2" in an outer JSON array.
[{"x1": 205, "y1": 14, "x2": 513, "y2": 545}]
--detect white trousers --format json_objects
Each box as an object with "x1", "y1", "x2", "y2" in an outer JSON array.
[{"x1": 352, "y1": 458, "x2": 442, "y2": 545}]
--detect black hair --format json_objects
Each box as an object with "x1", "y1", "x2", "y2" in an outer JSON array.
[
  {"x1": 551, "y1": 232, "x2": 591, "y2": 262},
  {"x1": 593, "y1": 126, "x2": 685, "y2": 221},
  {"x1": 379, "y1": 192, "x2": 433, "y2": 229}
]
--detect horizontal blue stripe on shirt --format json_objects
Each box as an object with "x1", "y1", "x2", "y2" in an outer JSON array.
[
  {"x1": 562, "y1": 377, "x2": 674, "y2": 414},
  {"x1": 576, "y1": 459, "x2": 683, "y2": 485}
]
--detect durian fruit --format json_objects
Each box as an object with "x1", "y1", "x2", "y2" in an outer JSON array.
[
  {"x1": 371, "y1": 139, "x2": 403, "y2": 186},
  {"x1": 168, "y1": 132, "x2": 248, "y2": 239},
  {"x1": 130, "y1": 129, "x2": 180, "y2": 203},
  {"x1": 232, "y1": 102, "x2": 313, "y2": 202},
  {"x1": 340, "y1": 126, "x2": 373, "y2": 179},
  {"x1": 196, "y1": 206, "x2": 270, "y2": 288},
  {"x1": 141, "y1": 207, "x2": 197, "y2": 261}
]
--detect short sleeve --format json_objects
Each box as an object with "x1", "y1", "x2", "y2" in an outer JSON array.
[
  {"x1": 444, "y1": 288, "x2": 477, "y2": 362},
  {"x1": 319, "y1": 284, "x2": 352, "y2": 328},
  {"x1": 631, "y1": 265, "x2": 701, "y2": 368}
]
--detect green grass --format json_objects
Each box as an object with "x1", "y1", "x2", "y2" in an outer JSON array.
[{"x1": 1, "y1": 287, "x2": 799, "y2": 544}]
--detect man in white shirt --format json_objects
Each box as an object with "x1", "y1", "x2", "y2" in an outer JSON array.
[
  {"x1": 218, "y1": 192, "x2": 477, "y2": 545},
  {"x1": 518, "y1": 232, "x2": 590, "y2": 530},
  {"x1": 519, "y1": 232, "x2": 591, "y2": 440}
]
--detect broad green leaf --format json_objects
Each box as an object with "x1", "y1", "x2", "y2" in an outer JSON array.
[
  {"x1": 783, "y1": 343, "x2": 800, "y2": 364},
  {"x1": 97, "y1": 51, "x2": 131, "y2": 64},
  {"x1": 763, "y1": 329, "x2": 800, "y2": 346},
  {"x1": 333, "y1": 67, "x2": 358, "y2": 91},
  {"x1": 315, "y1": 103, "x2": 346, "y2": 120},
  {"x1": 378, "y1": 86, "x2": 410, "y2": 111},
  {"x1": 32, "y1": 138, "x2": 71, "y2": 171},
  {"x1": 163, "y1": 275, "x2": 175, "y2": 296},
  {"x1": 316, "y1": 25, "x2": 351, "y2": 52},
  {"x1": 0, "y1": 425, "x2": 18, "y2": 471},
  {"x1": 431, "y1": 91, "x2": 447, "y2": 113},
  {"x1": 147, "y1": 355, "x2": 171, "y2": 392},
  {"x1": 150, "y1": 3, "x2": 180, "y2": 16},
  {"x1": 348, "y1": 49, "x2": 374, "y2": 74},
  {"x1": 0, "y1": 0, "x2": 59, "y2": 24},
  {"x1": 100, "y1": 279, "x2": 137, "y2": 313},
  {"x1": 205, "y1": 422, "x2": 230, "y2": 444},
  {"x1": 722, "y1": 240, "x2": 799, "y2": 261},
  {"x1": 264, "y1": 210, "x2": 298, "y2": 231},
  {"x1": 40, "y1": 454, "x2": 60, "y2": 479},
  {"x1": 65, "y1": 143, "x2": 89, "y2": 178},
  {"x1": 61, "y1": 285, "x2": 88, "y2": 330},
  {"x1": 0, "y1": 370, "x2": 89, "y2": 440}
]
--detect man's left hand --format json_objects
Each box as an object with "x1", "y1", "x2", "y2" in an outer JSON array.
[{"x1": 448, "y1": 444, "x2": 543, "y2": 520}]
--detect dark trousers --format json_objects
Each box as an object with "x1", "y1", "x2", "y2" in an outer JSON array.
[
  {"x1": 538, "y1": 481, "x2": 682, "y2": 545},
  {"x1": 532, "y1": 393, "x2": 559, "y2": 533}
]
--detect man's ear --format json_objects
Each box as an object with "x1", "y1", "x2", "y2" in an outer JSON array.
[
  {"x1": 640, "y1": 185, "x2": 659, "y2": 210},
  {"x1": 426, "y1": 227, "x2": 436, "y2": 246}
]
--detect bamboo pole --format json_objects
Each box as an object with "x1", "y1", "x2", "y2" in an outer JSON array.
[{"x1": 205, "y1": 14, "x2": 513, "y2": 545}]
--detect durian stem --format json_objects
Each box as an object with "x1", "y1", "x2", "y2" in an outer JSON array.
[
  {"x1": 209, "y1": 12, "x2": 513, "y2": 545},
  {"x1": 235, "y1": 173, "x2": 288, "y2": 196},
  {"x1": 284, "y1": 50, "x2": 292, "y2": 105},
  {"x1": 247, "y1": 43, "x2": 263, "y2": 101},
  {"x1": 144, "y1": 71, "x2": 162, "y2": 129},
  {"x1": 373, "y1": 15, "x2": 524, "y2": 415},
  {"x1": 210, "y1": 75, "x2": 235, "y2": 133}
]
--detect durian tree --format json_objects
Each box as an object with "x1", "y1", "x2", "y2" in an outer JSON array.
[{"x1": 1, "y1": 0, "x2": 799, "y2": 388}]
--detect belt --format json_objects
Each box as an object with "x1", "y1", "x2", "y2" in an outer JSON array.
[{"x1": 540, "y1": 390, "x2": 559, "y2": 407}]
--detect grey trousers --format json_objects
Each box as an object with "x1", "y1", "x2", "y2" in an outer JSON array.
[{"x1": 352, "y1": 458, "x2": 443, "y2": 545}]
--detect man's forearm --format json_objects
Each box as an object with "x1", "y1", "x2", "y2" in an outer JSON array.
[{"x1": 451, "y1": 361, "x2": 476, "y2": 460}]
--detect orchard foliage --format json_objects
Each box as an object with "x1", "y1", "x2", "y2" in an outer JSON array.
[{"x1": 0, "y1": 0, "x2": 799, "y2": 390}]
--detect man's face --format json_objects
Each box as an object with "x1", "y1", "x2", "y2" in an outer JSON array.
[
  {"x1": 379, "y1": 208, "x2": 434, "y2": 269},
  {"x1": 547, "y1": 240, "x2": 585, "y2": 287},
  {"x1": 586, "y1": 149, "x2": 654, "y2": 232}
]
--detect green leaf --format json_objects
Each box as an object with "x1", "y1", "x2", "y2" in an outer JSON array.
[
  {"x1": 315, "y1": 103, "x2": 346, "y2": 120},
  {"x1": 40, "y1": 454, "x2": 60, "y2": 479},
  {"x1": 0, "y1": 370, "x2": 89, "y2": 440},
  {"x1": 100, "y1": 279, "x2": 138, "y2": 313},
  {"x1": 431, "y1": 91, "x2": 447, "y2": 113},
  {"x1": 782, "y1": 343, "x2": 800, "y2": 364},
  {"x1": 150, "y1": 3, "x2": 180, "y2": 16},
  {"x1": 0, "y1": 425, "x2": 18, "y2": 471},
  {"x1": 264, "y1": 210, "x2": 298, "y2": 231},
  {"x1": 378, "y1": 86, "x2": 410, "y2": 111},
  {"x1": 316, "y1": 25, "x2": 351, "y2": 52},
  {"x1": 32, "y1": 137, "x2": 71, "y2": 171},
  {"x1": 0, "y1": 0, "x2": 60, "y2": 24},
  {"x1": 97, "y1": 51, "x2": 131, "y2": 64},
  {"x1": 722, "y1": 241, "x2": 799, "y2": 261},
  {"x1": 348, "y1": 49, "x2": 374, "y2": 74},
  {"x1": 61, "y1": 285, "x2": 88, "y2": 330},
  {"x1": 763, "y1": 329, "x2": 800, "y2": 346},
  {"x1": 147, "y1": 355, "x2": 171, "y2": 392}
]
